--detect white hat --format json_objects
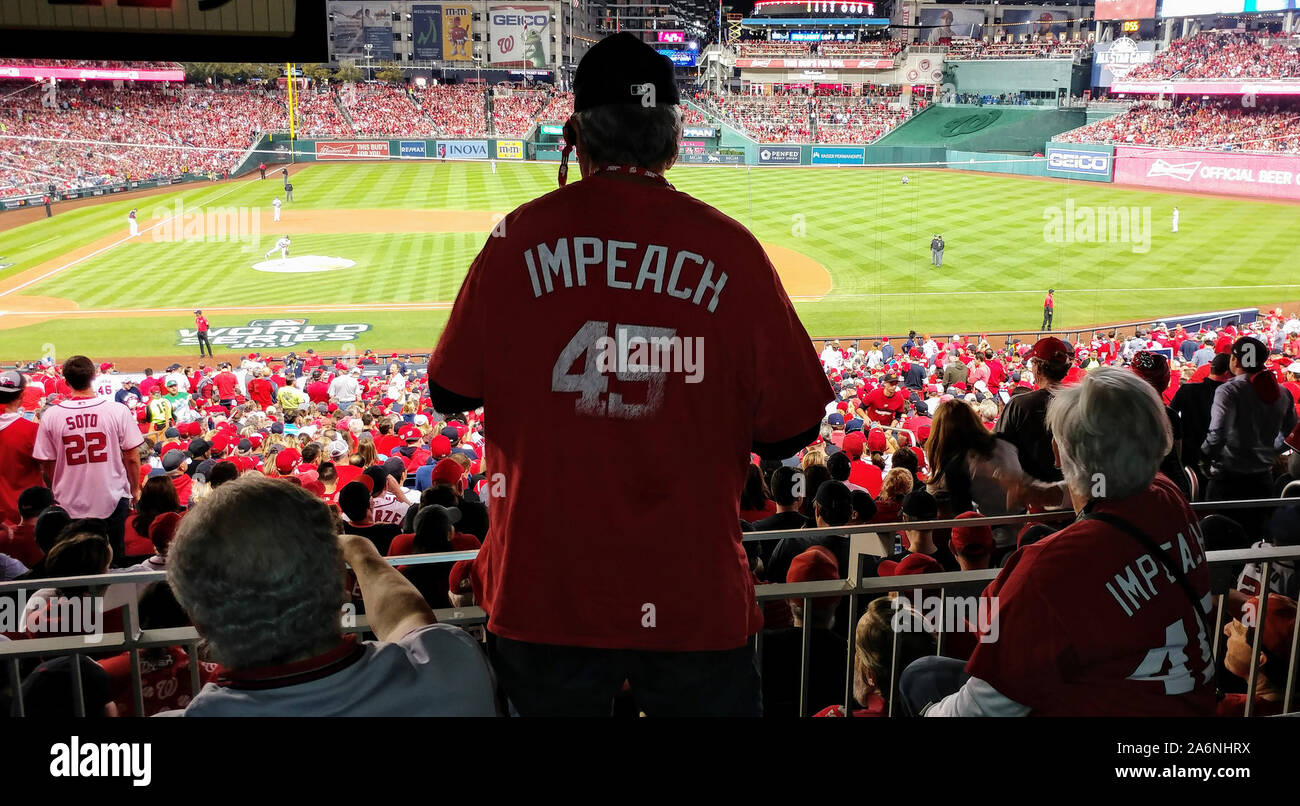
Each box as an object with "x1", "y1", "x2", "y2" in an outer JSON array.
[{"x1": 1286, "y1": 362, "x2": 1300, "y2": 374}]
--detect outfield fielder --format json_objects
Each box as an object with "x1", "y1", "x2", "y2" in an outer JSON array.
[
  {"x1": 128, "y1": 208, "x2": 139, "y2": 237},
  {"x1": 1172, "y1": 206, "x2": 1179, "y2": 233},
  {"x1": 265, "y1": 235, "x2": 291, "y2": 262},
  {"x1": 272, "y1": 197, "x2": 282, "y2": 222}
]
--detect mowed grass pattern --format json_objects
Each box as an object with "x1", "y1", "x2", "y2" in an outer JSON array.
[{"x1": 1, "y1": 160, "x2": 1298, "y2": 359}]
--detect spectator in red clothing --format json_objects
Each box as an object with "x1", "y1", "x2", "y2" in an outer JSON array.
[
  {"x1": 740, "y1": 463, "x2": 777, "y2": 523},
  {"x1": 129, "y1": 476, "x2": 183, "y2": 557},
  {"x1": 306, "y1": 369, "x2": 331, "y2": 404},
  {"x1": 100, "y1": 581, "x2": 219, "y2": 716},
  {"x1": 247, "y1": 367, "x2": 276, "y2": 409},
  {"x1": 0, "y1": 370, "x2": 44, "y2": 525},
  {"x1": 862, "y1": 372, "x2": 906, "y2": 426},
  {"x1": 1218, "y1": 595, "x2": 1296, "y2": 717},
  {"x1": 1, "y1": 487, "x2": 54, "y2": 568},
  {"x1": 212, "y1": 362, "x2": 240, "y2": 407},
  {"x1": 948, "y1": 511, "x2": 994, "y2": 572},
  {"x1": 841, "y1": 431, "x2": 884, "y2": 496}
]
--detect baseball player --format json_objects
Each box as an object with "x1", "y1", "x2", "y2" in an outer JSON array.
[
  {"x1": 128, "y1": 208, "x2": 139, "y2": 237},
  {"x1": 272, "y1": 197, "x2": 282, "y2": 222},
  {"x1": 265, "y1": 236, "x2": 291, "y2": 262},
  {"x1": 1172, "y1": 206, "x2": 1179, "y2": 233},
  {"x1": 902, "y1": 175, "x2": 909, "y2": 185}
]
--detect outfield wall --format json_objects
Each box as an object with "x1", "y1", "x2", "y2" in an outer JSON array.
[{"x1": 1114, "y1": 146, "x2": 1300, "y2": 202}]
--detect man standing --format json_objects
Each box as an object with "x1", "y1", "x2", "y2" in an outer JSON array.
[
  {"x1": 328, "y1": 366, "x2": 362, "y2": 409},
  {"x1": 194, "y1": 310, "x2": 213, "y2": 358},
  {"x1": 285, "y1": 182, "x2": 294, "y2": 202},
  {"x1": 996, "y1": 336, "x2": 1072, "y2": 483},
  {"x1": 1202, "y1": 337, "x2": 1297, "y2": 533},
  {"x1": 213, "y1": 362, "x2": 240, "y2": 409},
  {"x1": 128, "y1": 208, "x2": 139, "y2": 237},
  {"x1": 427, "y1": 33, "x2": 832, "y2": 716},
  {"x1": 272, "y1": 196, "x2": 282, "y2": 222},
  {"x1": 259, "y1": 161, "x2": 267, "y2": 180},
  {"x1": 1171, "y1": 352, "x2": 1231, "y2": 489},
  {"x1": 1172, "y1": 206, "x2": 1179, "y2": 233},
  {"x1": 930, "y1": 234, "x2": 944, "y2": 267},
  {"x1": 1041, "y1": 289, "x2": 1054, "y2": 331},
  {"x1": 33, "y1": 356, "x2": 143, "y2": 564},
  {"x1": 0, "y1": 371, "x2": 44, "y2": 526}
]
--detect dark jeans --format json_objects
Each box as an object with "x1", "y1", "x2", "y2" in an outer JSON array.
[
  {"x1": 197, "y1": 331, "x2": 214, "y2": 357},
  {"x1": 487, "y1": 633, "x2": 762, "y2": 717},
  {"x1": 1042, "y1": 309, "x2": 1053, "y2": 331},
  {"x1": 1207, "y1": 470, "x2": 1273, "y2": 540},
  {"x1": 102, "y1": 497, "x2": 131, "y2": 567},
  {"x1": 897, "y1": 655, "x2": 969, "y2": 717}
]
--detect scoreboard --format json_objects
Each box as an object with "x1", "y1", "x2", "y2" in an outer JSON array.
[{"x1": 752, "y1": 1, "x2": 877, "y2": 15}]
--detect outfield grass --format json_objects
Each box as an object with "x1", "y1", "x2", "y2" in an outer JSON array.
[{"x1": 1, "y1": 159, "x2": 1297, "y2": 361}]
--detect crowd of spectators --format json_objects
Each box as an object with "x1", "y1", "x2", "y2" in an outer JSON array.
[
  {"x1": 339, "y1": 84, "x2": 435, "y2": 137},
  {"x1": 734, "y1": 41, "x2": 903, "y2": 60},
  {"x1": 700, "y1": 89, "x2": 910, "y2": 144},
  {"x1": 1, "y1": 306, "x2": 1295, "y2": 717},
  {"x1": 943, "y1": 36, "x2": 1088, "y2": 61},
  {"x1": 291, "y1": 87, "x2": 353, "y2": 137},
  {"x1": 1059, "y1": 98, "x2": 1300, "y2": 154},
  {"x1": 415, "y1": 83, "x2": 491, "y2": 137},
  {"x1": 1126, "y1": 31, "x2": 1300, "y2": 81}
]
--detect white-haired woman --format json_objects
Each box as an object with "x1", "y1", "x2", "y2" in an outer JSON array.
[{"x1": 899, "y1": 368, "x2": 1216, "y2": 717}]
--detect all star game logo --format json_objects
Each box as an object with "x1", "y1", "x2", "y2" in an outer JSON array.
[{"x1": 177, "y1": 318, "x2": 372, "y2": 350}]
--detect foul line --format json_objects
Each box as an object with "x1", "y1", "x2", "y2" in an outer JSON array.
[{"x1": 0, "y1": 176, "x2": 262, "y2": 300}]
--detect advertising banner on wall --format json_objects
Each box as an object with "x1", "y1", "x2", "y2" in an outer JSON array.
[
  {"x1": 436, "y1": 140, "x2": 489, "y2": 159},
  {"x1": 412, "y1": 5, "x2": 443, "y2": 60},
  {"x1": 331, "y1": 2, "x2": 366, "y2": 55},
  {"x1": 1114, "y1": 147, "x2": 1300, "y2": 202},
  {"x1": 363, "y1": 3, "x2": 394, "y2": 60},
  {"x1": 443, "y1": 3, "x2": 473, "y2": 61},
  {"x1": 316, "y1": 141, "x2": 391, "y2": 160},
  {"x1": 758, "y1": 145, "x2": 802, "y2": 165},
  {"x1": 1091, "y1": 37, "x2": 1157, "y2": 87},
  {"x1": 496, "y1": 139, "x2": 525, "y2": 159},
  {"x1": 920, "y1": 6, "x2": 984, "y2": 42},
  {"x1": 1000, "y1": 9, "x2": 1072, "y2": 38},
  {"x1": 811, "y1": 146, "x2": 866, "y2": 165},
  {"x1": 1045, "y1": 145, "x2": 1114, "y2": 182},
  {"x1": 489, "y1": 4, "x2": 551, "y2": 68}
]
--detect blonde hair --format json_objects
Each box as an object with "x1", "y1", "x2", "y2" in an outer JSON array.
[
  {"x1": 801, "y1": 448, "x2": 827, "y2": 471},
  {"x1": 879, "y1": 467, "x2": 914, "y2": 501}
]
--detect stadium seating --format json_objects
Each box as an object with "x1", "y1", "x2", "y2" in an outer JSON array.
[
  {"x1": 1126, "y1": 31, "x2": 1300, "y2": 81},
  {"x1": 1058, "y1": 98, "x2": 1300, "y2": 154},
  {"x1": 340, "y1": 84, "x2": 436, "y2": 137},
  {"x1": 943, "y1": 37, "x2": 1088, "y2": 60},
  {"x1": 697, "y1": 89, "x2": 910, "y2": 144}
]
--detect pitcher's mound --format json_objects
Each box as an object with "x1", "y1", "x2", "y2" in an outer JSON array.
[{"x1": 253, "y1": 255, "x2": 356, "y2": 274}]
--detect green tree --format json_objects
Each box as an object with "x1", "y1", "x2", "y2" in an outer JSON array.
[
  {"x1": 301, "y1": 63, "x2": 334, "y2": 85},
  {"x1": 335, "y1": 62, "x2": 363, "y2": 83},
  {"x1": 374, "y1": 61, "x2": 404, "y2": 83}
]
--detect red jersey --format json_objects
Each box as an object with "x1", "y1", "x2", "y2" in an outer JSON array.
[
  {"x1": 0, "y1": 413, "x2": 43, "y2": 524},
  {"x1": 213, "y1": 371, "x2": 239, "y2": 399},
  {"x1": 862, "y1": 387, "x2": 906, "y2": 427},
  {"x1": 966, "y1": 474, "x2": 1215, "y2": 716},
  {"x1": 428, "y1": 172, "x2": 832, "y2": 651},
  {"x1": 195, "y1": 315, "x2": 209, "y2": 333},
  {"x1": 248, "y1": 377, "x2": 275, "y2": 408},
  {"x1": 848, "y1": 460, "x2": 883, "y2": 497},
  {"x1": 306, "y1": 380, "x2": 331, "y2": 403},
  {"x1": 1, "y1": 521, "x2": 42, "y2": 567},
  {"x1": 100, "y1": 646, "x2": 220, "y2": 717}
]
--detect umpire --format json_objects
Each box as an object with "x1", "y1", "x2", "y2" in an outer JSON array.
[{"x1": 930, "y1": 234, "x2": 945, "y2": 267}]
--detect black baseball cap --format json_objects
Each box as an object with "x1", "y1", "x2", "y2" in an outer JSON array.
[
  {"x1": 573, "y1": 32, "x2": 680, "y2": 113},
  {"x1": 0, "y1": 370, "x2": 26, "y2": 395}
]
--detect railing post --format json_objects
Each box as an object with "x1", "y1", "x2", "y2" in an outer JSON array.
[
  {"x1": 799, "y1": 597, "x2": 812, "y2": 718},
  {"x1": 1244, "y1": 564, "x2": 1270, "y2": 718},
  {"x1": 1285, "y1": 595, "x2": 1300, "y2": 715},
  {"x1": 121, "y1": 602, "x2": 146, "y2": 719},
  {"x1": 7, "y1": 658, "x2": 23, "y2": 718},
  {"x1": 69, "y1": 648, "x2": 86, "y2": 718}
]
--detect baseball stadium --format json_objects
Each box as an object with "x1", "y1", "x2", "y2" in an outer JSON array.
[{"x1": 1, "y1": 0, "x2": 1300, "y2": 741}]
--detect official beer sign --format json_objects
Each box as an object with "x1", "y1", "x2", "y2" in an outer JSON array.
[{"x1": 177, "y1": 319, "x2": 373, "y2": 350}]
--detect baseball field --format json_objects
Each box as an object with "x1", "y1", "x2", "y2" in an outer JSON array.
[{"x1": 0, "y1": 159, "x2": 1297, "y2": 364}]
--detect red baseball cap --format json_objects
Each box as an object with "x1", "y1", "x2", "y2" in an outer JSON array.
[
  {"x1": 950, "y1": 511, "x2": 994, "y2": 557},
  {"x1": 429, "y1": 435, "x2": 451, "y2": 458},
  {"x1": 274, "y1": 448, "x2": 301, "y2": 474},
  {"x1": 1028, "y1": 336, "x2": 1073, "y2": 364},
  {"x1": 867, "y1": 429, "x2": 887, "y2": 453},
  {"x1": 786, "y1": 546, "x2": 841, "y2": 610},
  {"x1": 399, "y1": 424, "x2": 421, "y2": 442},
  {"x1": 432, "y1": 457, "x2": 465, "y2": 487},
  {"x1": 842, "y1": 431, "x2": 865, "y2": 459},
  {"x1": 99, "y1": 362, "x2": 114, "y2": 373},
  {"x1": 877, "y1": 553, "x2": 944, "y2": 576}
]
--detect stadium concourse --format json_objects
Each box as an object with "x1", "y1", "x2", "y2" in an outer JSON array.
[{"x1": 1, "y1": 311, "x2": 1298, "y2": 716}]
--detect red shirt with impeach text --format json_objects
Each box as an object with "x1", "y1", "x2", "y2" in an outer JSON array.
[
  {"x1": 429, "y1": 171, "x2": 832, "y2": 651},
  {"x1": 965, "y1": 474, "x2": 1215, "y2": 716}
]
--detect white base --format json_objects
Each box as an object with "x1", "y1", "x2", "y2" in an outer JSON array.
[{"x1": 252, "y1": 255, "x2": 356, "y2": 274}]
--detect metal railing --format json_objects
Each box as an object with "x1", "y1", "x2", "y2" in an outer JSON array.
[{"x1": 2, "y1": 498, "x2": 1296, "y2": 717}]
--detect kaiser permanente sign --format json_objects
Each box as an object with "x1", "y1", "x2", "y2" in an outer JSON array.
[{"x1": 1114, "y1": 147, "x2": 1300, "y2": 202}]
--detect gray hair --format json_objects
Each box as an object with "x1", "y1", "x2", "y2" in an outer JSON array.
[
  {"x1": 167, "y1": 474, "x2": 345, "y2": 670},
  {"x1": 576, "y1": 103, "x2": 683, "y2": 171},
  {"x1": 1045, "y1": 367, "x2": 1171, "y2": 501}
]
